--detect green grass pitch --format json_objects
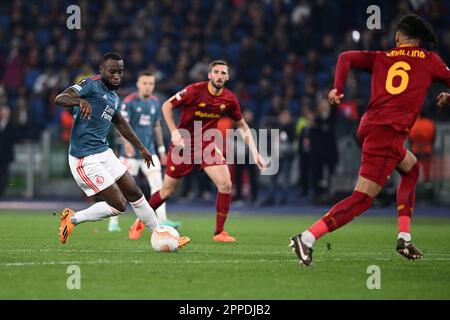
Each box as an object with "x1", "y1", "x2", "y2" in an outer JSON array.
[{"x1": 0, "y1": 210, "x2": 449, "y2": 299}]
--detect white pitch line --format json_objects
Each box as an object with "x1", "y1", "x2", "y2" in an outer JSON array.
[
  {"x1": 2, "y1": 256, "x2": 450, "y2": 268},
  {"x1": 0, "y1": 259, "x2": 294, "y2": 267},
  {"x1": 1, "y1": 248, "x2": 450, "y2": 258}
]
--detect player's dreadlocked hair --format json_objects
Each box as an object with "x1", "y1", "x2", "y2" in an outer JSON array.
[
  {"x1": 397, "y1": 14, "x2": 438, "y2": 46},
  {"x1": 102, "y1": 51, "x2": 123, "y2": 63}
]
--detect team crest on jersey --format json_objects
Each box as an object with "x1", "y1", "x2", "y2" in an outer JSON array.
[
  {"x1": 220, "y1": 104, "x2": 226, "y2": 110},
  {"x1": 137, "y1": 107, "x2": 142, "y2": 112},
  {"x1": 198, "y1": 102, "x2": 206, "y2": 107}
]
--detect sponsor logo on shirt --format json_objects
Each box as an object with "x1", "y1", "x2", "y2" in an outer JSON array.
[
  {"x1": 101, "y1": 105, "x2": 115, "y2": 121},
  {"x1": 139, "y1": 114, "x2": 151, "y2": 126},
  {"x1": 194, "y1": 111, "x2": 220, "y2": 119}
]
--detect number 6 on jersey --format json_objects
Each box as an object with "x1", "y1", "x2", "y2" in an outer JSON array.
[{"x1": 385, "y1": 61, "x2": 411, "y2": 95}]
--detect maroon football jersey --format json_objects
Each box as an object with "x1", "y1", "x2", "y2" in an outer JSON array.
[
  {"x1": 334, "y1": 46, "x2": 450, "y2": 133},
  {"x1": 169, "y1": 81, "x2": 243, "y2": 149}
]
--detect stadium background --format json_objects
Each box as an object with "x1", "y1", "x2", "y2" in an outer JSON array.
[
  {"x1": 1, "y1": 0, "x2": 450, "y2": 208},
  {"x1": 1, "y1": 0, "x2": 450, "y2": 302}
]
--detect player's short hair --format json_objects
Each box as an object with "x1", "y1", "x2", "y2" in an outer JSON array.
[
  {"x1": 137, "y1": 71, "x2": 154, "y2": 79},
  {"x1": 397, "y1": 14, "x2": 437, "y2": 46},
  {"x1": 102, "y1": 52, "x2": 123, "y2": 63},
  {"x1": 208, "y1": 60, "x2": 230, "y2": 73}
]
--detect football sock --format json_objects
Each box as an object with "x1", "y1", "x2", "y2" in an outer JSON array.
[
  {"x1": 398, "y1": 232, "x2": 411, "y2": 242},
  {"x1": 307, "y1": 190, "x2": 373, "y2": 242},
  {"x1": 215, "y1": 192, "x2": 231, "y2": 234},
  {"x1": 130, "y1": 195, "x2": 159, "y2": 232},
  {"x1": 301, "y1": 230, "x2": 316, "y2": 248},
  {"x1": 149, "y1": 191, "x2": 166, "y2": 211},
  {"x1": 147, "y1": 170, "x2": 168, "y2": 223},
  {"x1": 109, "y1": 215, "x2": 119, "y2": 225},
  {"x1": 155, "y1": 203, "x2": 167, "y2": 224},
  {"x1": 71, "y1": 202, "x2": 123, "y2": 225},
  {"x1": 397, "y1": 162, "x2": 419, "y2": 235}
]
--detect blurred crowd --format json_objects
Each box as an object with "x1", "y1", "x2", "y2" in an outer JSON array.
[{"x1": 0, "y1": 0, "x2": 449, "y2": 202}]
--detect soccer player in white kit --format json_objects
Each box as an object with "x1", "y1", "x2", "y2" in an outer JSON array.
[
  {"x1": 54, "y1": 52, "x2": 189, "y2": 247},
  {"x1": 108, "y1": 71, "x2": 181, "y2": 235}
]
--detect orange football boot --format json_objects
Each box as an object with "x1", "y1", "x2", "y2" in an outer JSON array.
[
  {"x1": 129, "y1": 218, "x2": 145, "y2": 240},
  {"x1": 178, "y1": 236, "x2": 191, "y2": 249},
  {"x1": 59, "y1": 208, "x2": 75, "y2": 244},
  {"x1": 213, "y1": 230, "x2": 236, "y2": 242}
]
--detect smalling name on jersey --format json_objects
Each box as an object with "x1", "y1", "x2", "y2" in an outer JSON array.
[{"x1": 386, "y1": 49, "x2": 425, "y2": 58}]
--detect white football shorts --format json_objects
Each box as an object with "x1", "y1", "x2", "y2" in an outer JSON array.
[{"x1": 69, "y1": 148, "x2": 128, "y2": 196}]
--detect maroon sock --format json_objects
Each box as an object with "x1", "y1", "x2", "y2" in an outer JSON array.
[
  {"x1": 215, "y1": 192, "x2": 231, "y2": 235},
  {"x1": 397, "y1": 162, "x2": 419, "y2": 234},
  {"x1": 149, "y1": 191, "x2": 166, "y2": 211},
  {"x1": 309, "y1": 190, "x2": 373, "y2": 240}
]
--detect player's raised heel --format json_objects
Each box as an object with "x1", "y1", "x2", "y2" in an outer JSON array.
[
  {"x1": 289, "y1": 234, "x2": 313, "y2": 267},
  {"x1": 396, "y1": 238, "x2": 423, "y2": 260},
  {"x1": 178, "y1": 236, "x2": 190, "y2": 249},
  {"x1": 59, "y1": 208, "x2": 75, "y2": 244}
]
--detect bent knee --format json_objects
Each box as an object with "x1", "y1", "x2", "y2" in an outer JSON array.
[{"x1": 217, "y1": 180, "x2": 232, "y2": 193}]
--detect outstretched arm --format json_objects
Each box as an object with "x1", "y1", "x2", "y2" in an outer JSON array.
[
  {"x1": 330, "y1": 51, "x2": 377, "y2": 105},
  {"x1": 162, "y1": 100, "x2": 184, "y2": 147},
  {"x1": 235, "y1": 118, "x2": 267, "y2": 171},
  {"x1": 112, "y1": 113, "x2": 154, "y2": 167},
  {"x1": 432, "y1": 53, "x2": 450, "y2": 107}
]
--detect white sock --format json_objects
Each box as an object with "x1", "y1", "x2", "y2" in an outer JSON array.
[
  {"x1": 155, "y1": 202, "x2": 167, "y2": 223},
  {"x1": 398, "y1": 232, "x2": 411, "y2": 242},
  {"x1": 130, "y1": 195, "x2": 159, "y2": 232},
  {"x1": 147, "y1": 171, "x2": 167, "y2": 223},
  {"x1": 301, "y1": 230, "x2": 316, "y2": 248},
  {"x1": 71, "y1": 202, "x2": 122, "y2": 225},
  {"x1": 109, "y1": 215, "x2": 119, "y2": 225}
]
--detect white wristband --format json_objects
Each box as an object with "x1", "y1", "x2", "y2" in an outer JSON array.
[{"x1": 158, "y1": 145, "x2": 166, "y2": 154}]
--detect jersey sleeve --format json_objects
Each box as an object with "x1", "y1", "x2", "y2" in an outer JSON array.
[
  {"x1": 227, "y1": 95, "x2": 243, "y2": 121},
  {"x1": 430, "y1": 52, "x2": 450, "y2": 87},
  {"x1": 334, "y1": 51, "x2": 379, "y2": 94},
  {"x1": 168, "y1": 84, "x2": 197, "y2": 108},
  {"x1": 70, "y1": 78, "x2": 93, "y2": 98}
]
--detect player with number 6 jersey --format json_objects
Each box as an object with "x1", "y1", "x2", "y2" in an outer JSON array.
[{"x1": 290, "y1": 14, "x2": 450, "y2": 266}]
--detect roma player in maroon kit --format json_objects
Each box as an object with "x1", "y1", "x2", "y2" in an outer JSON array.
[
  {"x1": 290, "y1": 14, "x2": 450, "y2": 266},
  {"x1": 129, "y1": 60, "x2": 267, "y2": 242}
]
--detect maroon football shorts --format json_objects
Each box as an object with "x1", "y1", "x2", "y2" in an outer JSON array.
[
  {"x1": 164, "y1": 143, "x2": 227, "y2": 179},
  {"x1": 357, "y1": 124, "x2": 407, "y2": 187}
]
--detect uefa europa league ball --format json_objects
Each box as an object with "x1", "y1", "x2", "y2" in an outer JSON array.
[{"x1": 151, "y1": 226, "x2": 180, "y2": 252}]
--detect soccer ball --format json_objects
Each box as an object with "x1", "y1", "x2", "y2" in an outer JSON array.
[{"x1": 151, "y1": 226, "x2": 180, "y2": 252}]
